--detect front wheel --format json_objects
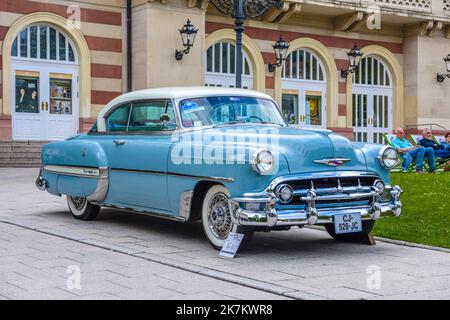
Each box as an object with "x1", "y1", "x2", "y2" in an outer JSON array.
[
  {"x1": 67, "y1": 196, "x2": 101, "y2": 221},
  {"x1": 324, "y1": 220, "x2": 375, "y2": 243},
  {"x1": 201, "y1": 185, "x2": 254, "y2": 251}
]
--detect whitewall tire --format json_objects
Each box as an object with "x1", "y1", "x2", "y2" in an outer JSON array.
[
  {"x1": 67, "y1": 196, "x2": 101, "y2": 221},
  {"x1": 201, "y1": 184, "x2": 253, "y2": 250}
]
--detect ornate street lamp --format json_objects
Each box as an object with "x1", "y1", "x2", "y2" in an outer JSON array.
[
  {"x1": 268, "y1": 35, "x2": 290, "y2": 72},
  {"x1": 209, "y1": 0, "x2": 284, "y2": 88},
  {"x1": 437, "y1": 54, "x2": 450, "y2": 82},
  {"x1": 341, "y1": 43, "x2": 363, "y2": 78},
  {"x1": 175, "y1": 19, "x2": 199, "y2": 61}
]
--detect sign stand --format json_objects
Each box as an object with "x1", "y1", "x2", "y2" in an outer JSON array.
[{"x1": 219, "y1": 233, "x2": 244, "y2": 258}]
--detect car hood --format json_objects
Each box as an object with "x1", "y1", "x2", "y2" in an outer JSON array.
[{"x1": 197, "y1": 125, "x2": 368, "y2": 174}]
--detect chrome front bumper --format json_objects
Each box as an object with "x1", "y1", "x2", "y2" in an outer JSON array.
[{"x1": 229, "y1": 185, "x2": 403, "y2": 228}]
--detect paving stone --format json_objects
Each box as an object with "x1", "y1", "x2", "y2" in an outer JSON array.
[{"x1": 1, "y1": 168, "x2": 450, "y2": 300}]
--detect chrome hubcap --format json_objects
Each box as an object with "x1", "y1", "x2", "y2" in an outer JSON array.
[
  {"x1": 208, "y1": 193, "x2": 233, "y2": 240},
  {"x1": 71, "y1": 197, "x2": 86, "y2": 211}
]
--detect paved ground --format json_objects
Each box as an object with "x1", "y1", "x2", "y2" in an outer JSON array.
[{"x1": 1, "y1": 168, "x2": 449, "y2": 300}]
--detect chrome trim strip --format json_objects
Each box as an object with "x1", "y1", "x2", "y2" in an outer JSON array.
[
  {"x1": 102, "y1": 204, "x2": 186, "y2": 222},
  {"x1": 302, "y1": 192, "x2": 374, "y2": 201},
  {"x1": 43, "y1": 165, "x2": 102, "y2": 178},
  {"x1": 86, "y1": 167, "x2": 109, "y2": 203},
  {"x1": 111, "y1": 168, "x2": 234, "y2": 182},
  {"x1": 179, "y1": 191, "x2": 193, "y2": 220}
]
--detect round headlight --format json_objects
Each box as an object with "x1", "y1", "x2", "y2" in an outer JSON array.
[
  {"x1": 252, "y1": 149, "x2": 275, "y2": 175},
  {"x1": 378, "y1": 146, "x2": 398, "y2": 169},
  {"x1": 276, "y1": 184, "x2": 293, "y2": 203},
  {"x1": 373, "y1": 179, "x2": 385, "y2": 195}
]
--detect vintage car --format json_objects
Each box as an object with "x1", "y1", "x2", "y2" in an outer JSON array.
[{"x1": 36, "y1": 87, "x2": 402, "y2": 250}]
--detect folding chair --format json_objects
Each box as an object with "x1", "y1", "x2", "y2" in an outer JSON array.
[
  {"x1": 409, "y1": 134, "x2": 448, "y2": 172},
  {"x1": 433, "y1": 135, "x2": 450, "y2": 171},
  {"x1": 383, "y1": 133, "x2": 413, "y2": 172}
]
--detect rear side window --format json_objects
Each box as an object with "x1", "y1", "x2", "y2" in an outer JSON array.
[
  {"x1": 104, "y1": 100, "x2": 176, "y2": 133},
  {"x1": 128, "y1": 101, "x2": 166, "y2": 132},
  {"x1": 106, "y1": 104, "x2": 131, "y2": 131}
]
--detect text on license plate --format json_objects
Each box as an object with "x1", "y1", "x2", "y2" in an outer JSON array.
[{"x1": 334, "y1": 213, "x2": 362, "y2": 234}]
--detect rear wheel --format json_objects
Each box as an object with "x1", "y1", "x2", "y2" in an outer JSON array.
[
  {"x1": 324, "y1": 220, "x2": 375, "y2": 243},
  {"x1": 201, "y1": 185, "x2": 253, "y2": 251},
  {"x1": 67, "y1": 196, "x2": 100, "y2": 221}
]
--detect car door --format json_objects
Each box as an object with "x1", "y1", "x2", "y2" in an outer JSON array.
[{"x1": 97, "y1": 100, "x2": 177, "y2": 213}]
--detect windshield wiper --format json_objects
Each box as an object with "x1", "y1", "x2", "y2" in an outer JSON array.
[
  {"x1": 212, "y1": 120, "x2": 247, "y2": 128},
  {"x1": 256, "y1": 121, "x2": 283, "y2": 127}
]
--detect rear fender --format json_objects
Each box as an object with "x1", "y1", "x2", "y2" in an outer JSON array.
[{"x1": 41, "y1": 140, "x2": 109, "y2": 202}]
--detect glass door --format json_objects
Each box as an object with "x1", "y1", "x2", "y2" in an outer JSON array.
[
  {"x1": 281, "y1": 88, "x2": 326, "y2": 129},
  {"x1": 46, "y1": 71, "x2": 78, "y2": 140},
  {"x1": 12, "y1": 68, "x2": 44, "y2": 140},
  {"x1": 304, "y1": 91, "x2": 323, "y2": 127},
  {"x1": 352, "y1": 91, "x2": 392, "y2": 144},
  {"x1": 11, "y1": 63, "x2": 79, "y2": 141},
  {"x1": 281, "y1": 93, "x2": 298, "y2": 124}
]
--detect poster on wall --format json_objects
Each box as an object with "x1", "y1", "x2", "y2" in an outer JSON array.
[
  {"x1": 50, "y1": 78, "x2": 72, "y2": 115},
  {"x1": 15, "y1": 76, "x2": 39, "y2": 113}
]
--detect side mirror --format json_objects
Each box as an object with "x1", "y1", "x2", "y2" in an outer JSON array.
[{"x1": 160, "y1": 114, "x2": 170, "y2": 123}]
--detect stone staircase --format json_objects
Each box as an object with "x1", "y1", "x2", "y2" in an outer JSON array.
[{"x1": 0, "y1": 141, "x2": 46, "y2": 167}]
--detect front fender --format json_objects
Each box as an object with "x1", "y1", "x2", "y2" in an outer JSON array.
[{"x1": 352, "y1": 142, "x2": 390, "y2": 184}]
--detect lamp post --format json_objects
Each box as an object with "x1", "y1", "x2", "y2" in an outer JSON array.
[
  {"x1": 437, "y1": 54, "x2": 450, "y2": 83},
  {"x1": 341, "y1": 43, "x2": 363, "y2": 78},
  {"x1": 209, "y1": 0, "x2": 283, "y2": 88}
]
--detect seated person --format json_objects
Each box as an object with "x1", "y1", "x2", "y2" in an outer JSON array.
[
  {"x1": 419, "y1": 129, "x2": 450, "y2": 159},
  {"x1": 441, "y1": 132, "x2": 450, "y2": 151},
  {"x1": 391, "y1": 128, "x2": 435, "y2": 173}
]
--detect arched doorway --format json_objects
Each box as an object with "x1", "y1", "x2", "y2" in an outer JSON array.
[
  {"x1": 205, "y1": 41, "x2": 253, "y2": 89},
  {"x1": 10, "y1": 24, "x2": 79, "y2": 140},
  {"x1": 281, "y1": 48, "x2": 327, "y2": 128},
  {"x1": 352, "y1": 55, "x2": 393, "y2": 144}
]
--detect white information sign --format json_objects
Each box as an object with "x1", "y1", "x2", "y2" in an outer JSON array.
[{"x1": 219, "y1": 232, "x2": 244, "y2": 258}]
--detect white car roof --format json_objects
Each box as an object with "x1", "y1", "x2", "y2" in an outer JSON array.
[{"x1": 96, "y1": 87, "x2": 274, "y2": 132}]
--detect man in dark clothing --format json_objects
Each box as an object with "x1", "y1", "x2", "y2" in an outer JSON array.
[{"x1": 418, "y1": 129, "x2": 450, "y2": 159}]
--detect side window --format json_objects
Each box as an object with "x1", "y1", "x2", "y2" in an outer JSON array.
[
  {"x1": 106, "y1": 104, "x2": 131, "y2": 132},
  {"x1": 128, "y1": 101, "x2": 176, "y2": 132}
]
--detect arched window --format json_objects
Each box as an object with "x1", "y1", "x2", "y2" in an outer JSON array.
[
  {"x1": 282, "y1": 49, "x2": 326, "y2": 82},
  {"x1": 205, "y1": 41, "x2": 253, "y2": 89},
  {"x1": 11, "y1": 25, "x2": 77, "y2": 63},
  {"x1": 352, "y1": 56, "x2": 393, "y2": 144},
  {"x1": 353, "y1": 56, "x2": 391, "y2": 87}
]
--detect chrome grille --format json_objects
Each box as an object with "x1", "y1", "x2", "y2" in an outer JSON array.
[{"x1": 275, "y1": 175, "x2": 378, "y2": 206}]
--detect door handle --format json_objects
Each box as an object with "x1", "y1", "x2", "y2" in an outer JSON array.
[
  {"x1": 41, "y1": 102, "x2": 44, "y2": 111},
  {"x1": 45, "y1": 101, "x2": 48, "y2": 111},
  {"x1": 113, "y1": 140, "x2": 126, "y2": 146}
]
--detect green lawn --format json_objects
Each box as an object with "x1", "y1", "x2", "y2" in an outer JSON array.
[{"x1": 373, "y1": 172, "x2": 450, "y2": 249}]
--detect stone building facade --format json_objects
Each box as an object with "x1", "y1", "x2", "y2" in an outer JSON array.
[{"x1": 1, "y1": 0, "x2": 450, "y2": 142}]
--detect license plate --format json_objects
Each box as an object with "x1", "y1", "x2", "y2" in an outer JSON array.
[{"x1": 334, "y1": 213, "x2": 362, "y2": 234}]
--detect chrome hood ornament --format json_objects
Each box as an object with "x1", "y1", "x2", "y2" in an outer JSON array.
[{"x1": 313, "y1": 158, "x2": 351, "y2": 167}]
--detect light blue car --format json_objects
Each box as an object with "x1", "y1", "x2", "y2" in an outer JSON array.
[{"x1": 36, "y1": 87, "x2": 402, "y2": 250}]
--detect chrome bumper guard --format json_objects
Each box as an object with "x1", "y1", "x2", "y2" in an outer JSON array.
[
  {"x1": 35, "y1": 169, "x2": 47, "y2": 191},
  {"x1": 229, "y1": 185, "x2": 403, "y2": 227}
]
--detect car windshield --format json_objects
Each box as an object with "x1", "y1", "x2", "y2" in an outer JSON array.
[{"x1": 178, "y1": 96, "x2": 287, "y2": 128}]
